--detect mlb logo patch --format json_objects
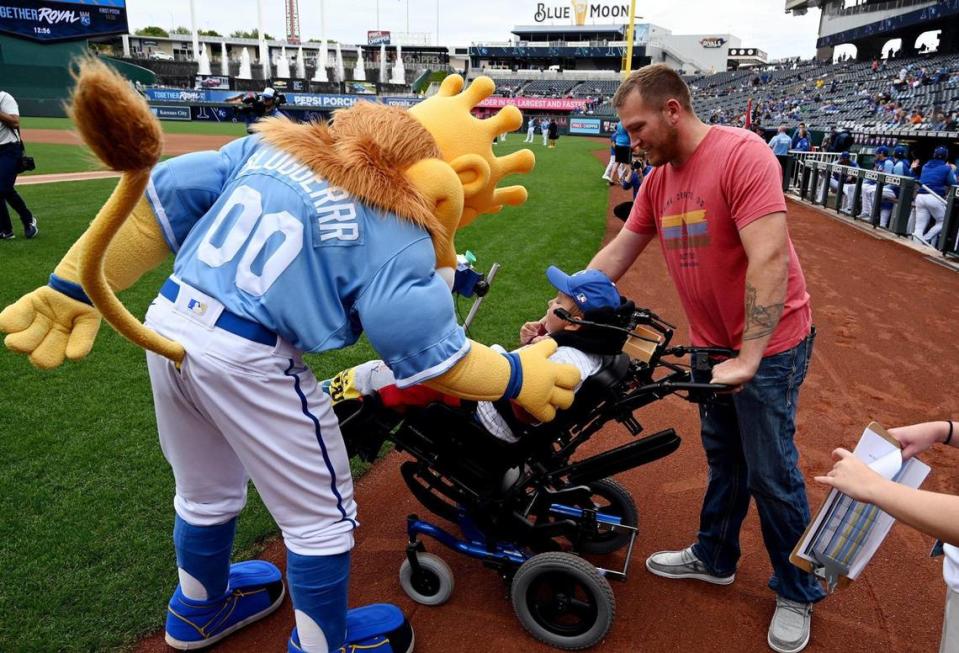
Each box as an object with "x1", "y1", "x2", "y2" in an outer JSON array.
[
  {"x1": 187, "y1": 298, "x2": 208, "y2": 316},
  {"x1": 576, "y1": 292, "x2": 588, "y2": 305}
]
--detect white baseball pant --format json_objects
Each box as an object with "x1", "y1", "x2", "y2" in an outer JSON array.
[{"x1": 144, "y1": 284, "x2": 357, "y2": 557}]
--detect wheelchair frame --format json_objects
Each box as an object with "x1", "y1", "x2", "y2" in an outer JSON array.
[{"x1": 337, "y1": 303, "x2": 731, "y2": 650}]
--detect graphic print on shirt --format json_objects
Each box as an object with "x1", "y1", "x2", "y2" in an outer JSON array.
[{"x1": 660, "y1": 190, "x2": 709, "y2": 268}]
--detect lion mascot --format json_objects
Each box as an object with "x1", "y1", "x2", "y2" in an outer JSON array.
[{"x1": 0, "y1": 59, "x2": 579, "y2": 652}]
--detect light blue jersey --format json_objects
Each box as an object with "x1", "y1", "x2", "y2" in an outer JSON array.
[{"x1": 146, "y1": 136, "x2": 468, "y2": 384}]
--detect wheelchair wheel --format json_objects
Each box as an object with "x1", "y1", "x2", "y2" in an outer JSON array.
[
  {"x1": 511, "y1": 552, "x2": 615, "y2": 650},
  {"x1": 399, "y1": 552, "x2": 454, "y2": 606},
  {"x1": 578, "y1": 478, "x2": 638, "y2": 555}
]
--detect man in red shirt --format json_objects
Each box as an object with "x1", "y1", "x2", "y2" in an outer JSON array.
[{"x1": 590, "y1": 64, "x2": 824, "y2": 653}]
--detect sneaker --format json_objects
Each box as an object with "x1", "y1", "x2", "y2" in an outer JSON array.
[
  {"x1": 602, "y1": 175, "x2": 611, "y2": 182},
  {"x1": 645, "y1": 545, "x2": 736, "y2": 585},
  {"x1": 24, "y1": 218, "x2": 38, "y2": 239},
  {"x1": 288, "y1": 603, "x2": 414, "y2": 653},
  {"x1": 767, "y1": 596, "x2": 813, "y2": 653},
  {"x1": 165, "y1": 560, "x2": 285, "y2": 650},
  {"x1": 0, "y1": 232, "x2": 13, "y2": 240}
]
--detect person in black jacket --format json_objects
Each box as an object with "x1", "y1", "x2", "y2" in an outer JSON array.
[{"x1": 547, "y1": 119, "x2": 559, "y2": 149}]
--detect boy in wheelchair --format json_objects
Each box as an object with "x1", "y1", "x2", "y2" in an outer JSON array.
[{"x1": 325, "y1": 265, "x2": 629, "y2": 443}]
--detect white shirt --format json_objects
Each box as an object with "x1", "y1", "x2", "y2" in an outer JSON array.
[
  {"x1": 0, "y1": 91, "x2": 19, "y2": 146},
  {"x1": 476, "y1": 345, "x2": 604, "y2": 442},
  {"x1": 944, "y1": 544, "x2": 959, "y2": 592}
]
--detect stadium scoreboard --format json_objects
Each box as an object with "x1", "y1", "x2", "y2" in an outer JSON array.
[{"x1": 0, "y1": 0, "x2": 127, "y2": 42}]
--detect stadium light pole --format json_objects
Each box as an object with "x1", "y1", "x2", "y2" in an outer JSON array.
[{"x1": 623, "y1": 0, "x2": 638, "y2": 77}]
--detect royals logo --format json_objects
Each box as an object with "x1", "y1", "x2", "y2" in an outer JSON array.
[{"x1": 80, "y1": 11, "x2": 91, "y2": 27}]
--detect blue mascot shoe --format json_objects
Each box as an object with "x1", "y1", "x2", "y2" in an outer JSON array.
[
  {"x1": 288, "y1": 603, "x2": 414, "y2": 653},
  {"x1": 165, "y1": 560, "x2": 285, "y2": 650}
]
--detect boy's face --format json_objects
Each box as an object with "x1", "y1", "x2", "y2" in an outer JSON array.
[{"x1": 544, "y1": 293, "x2": 581, "y2": 335}]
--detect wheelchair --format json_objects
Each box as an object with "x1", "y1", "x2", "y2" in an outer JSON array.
[{"x1": 336, "y1": 302, "x2": 731, "y2": 650}]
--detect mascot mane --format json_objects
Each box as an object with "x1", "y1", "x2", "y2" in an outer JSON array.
[{"x1": 255, "y1": 104, "x2": 444, "y2": 238}]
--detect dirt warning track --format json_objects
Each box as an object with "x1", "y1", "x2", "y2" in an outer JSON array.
[{"x1": 133, "y1": 149, "x2": 958, "y2": 653}]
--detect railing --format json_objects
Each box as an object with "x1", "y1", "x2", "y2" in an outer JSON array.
[
  {"x1": 786, "y1": 150, "x2": 859, "y2": 189},
  {"x1": 788, "y1": 156, "x2": 959, "y2": 258}
]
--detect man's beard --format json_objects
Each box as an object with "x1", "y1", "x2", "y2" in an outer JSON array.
[{"x1": 645, "y1": 123, "x2": 680, "y2": 167}]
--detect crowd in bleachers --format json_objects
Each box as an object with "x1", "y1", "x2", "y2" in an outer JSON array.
[{"x1": 685, "y1": 52, "x2": 959, "y2": 134}]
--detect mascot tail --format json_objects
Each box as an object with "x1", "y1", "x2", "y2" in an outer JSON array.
[{"x1": 70, "y1": 57, "x2": 185, "y2": 364}]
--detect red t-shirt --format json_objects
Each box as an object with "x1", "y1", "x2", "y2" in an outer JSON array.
[{"x1": 624, "y1": 126, "x2": 811, "y2": 355}]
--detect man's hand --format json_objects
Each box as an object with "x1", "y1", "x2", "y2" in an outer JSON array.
[
  {"x1": 814, "y1": 447, "x2": 887, "y2": 503},
  {"x1": 0, "y1": 286, "x2": 102, "y2": 369},
  {"x1": 519, "y1": 318, "x2": 547, "y2": 345},
  {"x1": 709, "y1": 355, "x2": 760, "y2": 389},
  {"x1": 512, "y1": 339, "x2": 581, "y2": 422}
]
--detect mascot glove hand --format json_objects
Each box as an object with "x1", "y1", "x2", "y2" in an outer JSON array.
[
  {"x1": 0, "y1": 286, "x2": 102, "y2": 369},
  {"x1": 510, "y1": 339, "x2": 581, "y2": 423}
]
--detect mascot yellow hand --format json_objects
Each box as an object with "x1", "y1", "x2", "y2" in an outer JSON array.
[
  {"x1": 0, "y1": 287, "x2": 101, "y2": 369},
  {"x1": 0, "y1": 59, "x2": 171, "y2": 368},
  {"x1": 425, "y1": 338, "x2": 581, "y2": 423},
  {"x1": 511, "y1": 339, "x2": 581, "y2": 422}
]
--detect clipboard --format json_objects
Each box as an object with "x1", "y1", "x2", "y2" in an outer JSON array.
[{"x1": 790, "y1": 421, "x2": 930, "y2": 592}]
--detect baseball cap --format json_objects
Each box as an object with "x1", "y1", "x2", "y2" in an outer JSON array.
[
  {"x1": 894, "y1": 145, "x2": 908, "y2": 158},
  {"x1": 875, "y1": 145, "x2": 889, "y2": 155},
  {"x1": 546, "y1": 266, "x2": 621, "y2": 314},
  {"x1": 261, "y1": 87, "x2": 276, "y2": 99},
  {"x1": 839, "y1": 151, "x2": 851, "y2": 159},
  {"x1": 933, "y1": 145, "x2": 949, "y2": 160}
]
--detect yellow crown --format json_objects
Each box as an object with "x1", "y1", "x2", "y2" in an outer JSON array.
[{"x1": 409, "y1": 75, "x2": 535, "y2": 227}]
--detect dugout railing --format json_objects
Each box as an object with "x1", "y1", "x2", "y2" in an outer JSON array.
[
  {"x1": 790, "y1": 157, "x2": 959, "y2": 258},
  {"x1": 786, "y1": 151, "x2": 858, "y2": 191}
]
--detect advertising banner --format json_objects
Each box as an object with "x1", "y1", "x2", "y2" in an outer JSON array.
[
  {"x1": 381, "y1": 96, "x2": 423, "y2": 108},
  {"x1": 195, "y1": 75, "x2": 230, "y2": 90},
  {"x1": 346, "y1": 81, "x2": 377, "y2": 95},
  {"x1": 476, "y1": 97, "x2": 588, "y2": 111},
  {"x1": 367, "y1": 29, "x2": 390, "y2": 45},
  {"x1": 569, "y1": 117, "x2": 601, "y2": 135},
  {"x1": 0, "y1": 0, "x2": 127, "y2": 42},
  {"x1": 150, "y1": 105, "x2": 191, "y2": 121}
]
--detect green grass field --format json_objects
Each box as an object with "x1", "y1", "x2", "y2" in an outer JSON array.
[
  {"x1": 22, "y1": 115, "x2": 250, "y2": 136},
  {"x1": 0, "y1": 135, "x2": 608, "y2": 651}
]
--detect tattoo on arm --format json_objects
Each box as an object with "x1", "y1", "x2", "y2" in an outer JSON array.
[{"x1": 743, "y1": 282, "x2": 784, "y2": 341}]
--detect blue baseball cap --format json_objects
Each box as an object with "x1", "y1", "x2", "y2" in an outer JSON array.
[
  {"x1": 894, "y1": 145, "x2": 908, "y2": 158},
  {"x1": 839, "y1": 151, "x2": 851, "y2": 159},
  {"x1": 546, "y1": 266, "x2": 621, "y2": 314},
  {"x1": 933, "y1": 145, "x2": 949, "y2": 160},
  {"x1": 875, "y1": 145, "x2": 889, "y2": 155}
]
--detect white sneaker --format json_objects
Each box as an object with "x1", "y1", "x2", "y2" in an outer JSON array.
[
  {"x1": 645, "y1": 545, "x2": 735, "y2": 585},
  {"x1": 768, "y1": 597, "x2": 812, "y2": 653}
]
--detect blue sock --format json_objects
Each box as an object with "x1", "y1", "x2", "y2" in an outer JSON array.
[
  {"x1": 172, "y1": 514, "x2": 236, "y2": 599},
  {"x1": 287, "y1": 549, "x2": 350, "y2": 650}
]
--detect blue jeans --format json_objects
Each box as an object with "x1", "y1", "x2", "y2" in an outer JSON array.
[{"x1": 691, "y1": 330, "x2": 826, "y2": 604}]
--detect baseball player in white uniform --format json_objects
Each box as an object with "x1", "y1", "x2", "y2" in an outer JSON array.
[
  {"x1": 541, "y1": 118, "x2": 550, "y2": 146},
  {"x1": 525, "y1": 117, "x2": 536, "y2": 142},
  {"x1": 913, "y1": 146, "x2": 957, "y2": 246}
]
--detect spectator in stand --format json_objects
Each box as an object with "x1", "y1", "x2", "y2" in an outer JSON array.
[
  {"x1": 912, "y1": 146, "x2": 957, "y2": 247},
  {"x1": 791, "y1": 122, "x2": 807, "y2": 149},
  {"x1": 911, "y1": 109, "x2": 925, "y2": 125}
]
